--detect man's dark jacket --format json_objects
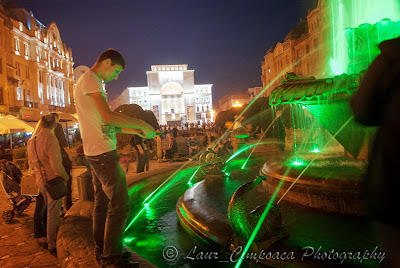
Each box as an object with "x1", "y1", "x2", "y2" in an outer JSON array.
[{"x1": 351, "y1": 37, "x2": 400, "y2": 227}]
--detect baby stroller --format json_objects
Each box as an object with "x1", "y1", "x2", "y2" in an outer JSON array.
[{"x1": 1, "y1": 161, "x2": 34, "y2": 222}]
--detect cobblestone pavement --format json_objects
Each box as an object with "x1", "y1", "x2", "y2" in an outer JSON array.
[{"x1": 0, "y1": 160, "x2": 182, "y2": 268}]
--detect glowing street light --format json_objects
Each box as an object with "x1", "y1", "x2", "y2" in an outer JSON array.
[
  {"x1": 210, "y1": 110, "x2": 216, "y2": 121},
  {"x1": 232, "y1": 101, "x2": 242, "y2": 107}
]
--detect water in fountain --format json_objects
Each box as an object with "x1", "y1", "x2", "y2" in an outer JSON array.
[{"x1": 329, "y1": 0, "x2": 400, "y2": 75}]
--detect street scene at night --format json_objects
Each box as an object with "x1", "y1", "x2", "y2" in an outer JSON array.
[{"x1": 0, "y1": 0, "x2": 400, "y2": 267}]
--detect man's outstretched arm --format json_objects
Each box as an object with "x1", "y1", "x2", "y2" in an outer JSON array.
[{"x1": 88, "y1": 92, "x2": 155, "y2": 139}]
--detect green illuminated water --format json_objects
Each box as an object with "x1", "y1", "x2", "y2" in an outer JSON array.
[{"x1": 329, "y1": 0, "x2": 400, "y2": 75}]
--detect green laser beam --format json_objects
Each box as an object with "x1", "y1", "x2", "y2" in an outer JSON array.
[{"x1": 187, "y1": 166, "x2": 200, "y2": 185}]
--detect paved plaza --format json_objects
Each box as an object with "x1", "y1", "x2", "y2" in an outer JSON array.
[{"x1": 0, "y1": 160, "x2": 180, "y2": 268}]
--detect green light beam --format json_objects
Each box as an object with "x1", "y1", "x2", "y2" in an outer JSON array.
[
  {"x1": 187, "y1": 166, "x2": 200, "y2": 185},
  {"x1": 125, "y1": 206, "x2": 146, "y2": 232},
  {"x1": 125, "y1": 166, "x2": 200, "y2": 232}
]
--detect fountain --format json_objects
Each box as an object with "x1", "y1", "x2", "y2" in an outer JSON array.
[{"x1": 121, "y1": 1, "x2": 399, "y2": 267}]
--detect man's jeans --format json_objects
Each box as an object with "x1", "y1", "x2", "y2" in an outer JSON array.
[
  {"x1": 86, "y1": 150, "x2": 130, "y2": 261},
  {"x1": 62, "y1": 157, "x2": 73, "y2": 211},
  {"x1": 38, "y1": 186, "x2": 62, "y2": 251}
]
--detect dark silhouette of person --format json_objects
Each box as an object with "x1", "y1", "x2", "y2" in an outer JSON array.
[{"x1": 351, "y1": 36, "x2": 400, "y2": 267}]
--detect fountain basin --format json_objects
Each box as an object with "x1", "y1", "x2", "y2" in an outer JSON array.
[{"x1": 260, "y1": 157, "x2": 365, "y2": 215}]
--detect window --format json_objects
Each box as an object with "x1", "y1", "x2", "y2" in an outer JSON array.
[
  {"x1": 16, "y1": 62, "x2": 21, "y2": 77},
  {"x1": 201, "y1": 97, "x2": 204, "y2": 102},
  {"x1": 16, "y1": 87, "x2": 23, "y2": 100},
  {"x1": 196, "y1": 97, "x2": 199, "y2": 103},
  {"x1": 144, "y1": 92, "x2": 146, "y2": 96},
  {"x1": 313, "y1": 37, "x2": 319, "y2": 48},
  {"x1": 197, "y1": 106, "x2": 199, "y2": 112},
  {"x1": 206, "y1": 97, "x2": 209, "y2": 102},
  {"x1": 25, "y1": 66, "x2": 29, "y2": 79},
  {"x1": 297, "y1": 49, "x2": 302, "y2": 59},
  {"x1": 0, "y1": 87, "x2": 3, "y2": 104},
  {"x1": 24, "y1": 43, "x2": 29, "y2": 57},
  {"x1": 14, "y1": 38, "x2": 20, "y2": 53}
]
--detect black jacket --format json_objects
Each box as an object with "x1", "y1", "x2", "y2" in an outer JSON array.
[{"x1": 351, "y1": 36, "x2": 400, "y2": 226}]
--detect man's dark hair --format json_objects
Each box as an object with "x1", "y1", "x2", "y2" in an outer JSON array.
[
  {"x1": 96, "y1": 49, "x2": 126, "y2": 69},
  {"x1": 41, "y1": 115, "x2": 56, "y2": 129}
]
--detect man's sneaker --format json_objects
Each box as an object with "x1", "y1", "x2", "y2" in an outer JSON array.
[{"x1": 49, "y1": 248, "x2": 57, "y2": 256}]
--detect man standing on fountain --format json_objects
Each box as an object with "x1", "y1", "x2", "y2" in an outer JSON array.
[
  {"x1": 74, "y1": 49, "x2": 155, "y2": 267},
  {"x1": 351, "y1": 36, "x2": 400, "y2": 268}
]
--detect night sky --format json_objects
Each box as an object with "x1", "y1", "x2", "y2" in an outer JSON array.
[{"x1": 10, "y1": 0, "x2": 318, "y2": 106}]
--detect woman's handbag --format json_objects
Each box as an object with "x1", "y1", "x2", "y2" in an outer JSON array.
[
  {"x1": 33, "y1": 137, "x2": 67, "y2": 200},
  {"x1": 20, "y1": 174, "x2": 39, "y2": 196},
  {"x1": 44, "y1": 176, "x2": 67, "y2": 200}
]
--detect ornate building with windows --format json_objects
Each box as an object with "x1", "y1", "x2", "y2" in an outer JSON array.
[
  {"x1": 261, "y1": 0, "x2": 331, "y2": 96},
  {"x1": 110, "y1": 64, "x2": 213, "y2": 126},
  {"x1": 0, "y1": 3, "x2": 74, "y2": 118}
]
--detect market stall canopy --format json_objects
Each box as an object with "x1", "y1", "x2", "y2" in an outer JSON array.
[
  {"x1": 23, "y1": 113, "x2": 78, "y2": 124},
  {"x1": 0, "y1": 115, "x2": 35, "y2": 134}
]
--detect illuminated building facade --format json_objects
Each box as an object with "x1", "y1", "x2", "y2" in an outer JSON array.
[
  {"x1": 217, "y1": 93, "x2": 250, "y2": 112},
  {"x1": 111, "y1": 64, "x2": 213, "y2": 126},
  {"x1": 0, "y1": 3, "x2": 74, "y2": 118},
  {"x1": 261, "y1": 0, "x2": 330, "y2": 96}
]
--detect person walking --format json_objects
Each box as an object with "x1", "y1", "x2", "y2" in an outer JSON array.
[
  {"x1": 351, "y1": 36, "x2": 400, "y2": 268},
  {"x1": 74, "y1": 49, "x2": 155, "y2": 266},
  {"x1": 27, "y1": 115, "x2": 68, "y2": 255}
]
